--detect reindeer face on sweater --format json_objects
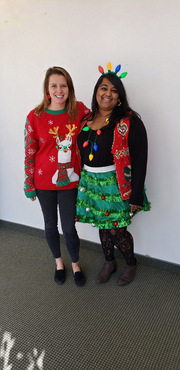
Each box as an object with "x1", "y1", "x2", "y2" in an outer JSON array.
[
  {"x1": 49, "y1": 125, "x2": 79, "y2": 186},
  {"x1": 56, "y1": 135, "x2": 72, "y2": 163}
]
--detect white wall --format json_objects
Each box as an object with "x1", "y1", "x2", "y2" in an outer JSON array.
[{"x1": 1, "y1": 0, "x2": 180, "y2": 264}]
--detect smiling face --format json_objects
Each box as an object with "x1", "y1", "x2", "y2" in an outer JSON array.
[
  {"x1": 96, "y1": 77, "x2": 119, "y2": 113},
  {"x1": 48, "y1": 74, "x2": 69, "y2": 110}
]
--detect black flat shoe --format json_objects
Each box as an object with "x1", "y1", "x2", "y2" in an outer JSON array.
[
  {"x1": 72, "y1": 270, "x2": 85, "y2": 287},
  {"x1": 54, "y1": 266, "x2": 65, "y2": 285}
]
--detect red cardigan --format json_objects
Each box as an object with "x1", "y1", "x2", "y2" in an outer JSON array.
[{"x1": 111, "y1": 116, "x2": 132, "y2": 200}]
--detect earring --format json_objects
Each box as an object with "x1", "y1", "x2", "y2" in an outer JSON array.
[
  {"x1": 47, "y1": 92, "x2": 51, "y2": 99},
  {"x1": 117, "y1": 99, "x2": 121, "y2": 106}
]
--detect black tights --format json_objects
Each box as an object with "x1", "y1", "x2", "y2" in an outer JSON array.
[{"x1": 99, "y1": 227, "x2": 137, "y2": 266}]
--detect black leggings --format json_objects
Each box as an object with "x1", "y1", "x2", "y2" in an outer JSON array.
[
  {"x1": 36, "y1": 188, "x2": 79, "y2": 262},
  {"x1": 99, "y1": 227, "x2": 136, "y2": 266}
]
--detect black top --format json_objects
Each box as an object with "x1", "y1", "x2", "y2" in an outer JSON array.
[{"x1": 77, "y1": 114, "x2": 148, "y2": 206}]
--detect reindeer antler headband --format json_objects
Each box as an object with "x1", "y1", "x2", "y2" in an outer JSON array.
[{"x1": 98, "y1": 62, "x2": 128, "y2": 79}]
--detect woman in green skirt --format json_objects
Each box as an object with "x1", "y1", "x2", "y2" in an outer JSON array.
[{"x1": 76, "y1": 62, "x2": 150, "y2": 286}]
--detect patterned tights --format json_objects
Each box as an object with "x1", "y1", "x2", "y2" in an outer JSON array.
[{"x1": 99, "y1": 227, "x2": 137, "y2": 266}]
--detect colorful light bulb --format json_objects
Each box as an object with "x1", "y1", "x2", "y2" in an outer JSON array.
[
  {"x1": 89, "y1": 154, "x2": 93, "y2": 161},
  {"x1": 115, "y1": 65, "x2": 121, "y2": 73},
  {"x1": 97, "y1": 129, "x2": 101, "y2": 135},
  {"x1": 83, "y1": 126, "x2": 90, "y2": 131},
  {"x1": 107, "y1": 62, "x2": 112, "y2": 71},
  {"x1": 120, "y1": 72, "x2": 128, "y2": 79},
  {"x1": 83, "y1": 141, "x2": 89, "y2": 148},
  {"x1": 93, "y1": 144, "x2": 98, "y2": 151},
  {"x1": 98, "y1": 66, "x2": 104, "y2": 74}
]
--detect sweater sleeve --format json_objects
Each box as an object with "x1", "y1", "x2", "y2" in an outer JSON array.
[
  {"x1": 77, "y1": 101, "x2": 91, "y2": 120},
  {"x1": 128, "y1": 114, "x2": 148, "y2": 206},
  {"x1": 83, "y1": 102, "x2": 91, "y2": 116},
  {"x1": 24, "y1": 114, "x2": 39, "y2": 198}
]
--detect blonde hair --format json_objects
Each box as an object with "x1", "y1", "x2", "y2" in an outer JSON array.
[{"x1": 35, "y1": 66, "x2": 77, "y2": 120}]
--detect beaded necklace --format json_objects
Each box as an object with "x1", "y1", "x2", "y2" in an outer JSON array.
[{"x1": 82, "y1": 117, "x2": 109, "y2": 161}]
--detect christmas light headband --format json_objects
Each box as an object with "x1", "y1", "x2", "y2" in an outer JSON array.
[{"x1": 98, "y1": 62, "x2": 128, "y2": 79}]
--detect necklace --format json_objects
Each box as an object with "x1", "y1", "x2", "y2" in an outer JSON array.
[{"x1": 82, "y1": 117, "x2": 109, "y2": 161}]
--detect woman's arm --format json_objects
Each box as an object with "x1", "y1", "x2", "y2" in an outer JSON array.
[
  {"x1": 24, "y1": 115, "x2": 39, "y2": 199},
  {"x1": 128, "y1": 114, "x2": 148, "y2": 206}
]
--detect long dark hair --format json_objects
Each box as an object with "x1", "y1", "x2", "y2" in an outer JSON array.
[{"x1": 90, "y1": 73, "x2": 139, "y2": 126}]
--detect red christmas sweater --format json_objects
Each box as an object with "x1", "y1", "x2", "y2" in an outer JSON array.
[{"x1": 24, "y1": 101, "x2": 89, "y2": 198}]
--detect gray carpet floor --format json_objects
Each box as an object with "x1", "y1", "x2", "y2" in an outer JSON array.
[{"x1": 0, "y1": 225, "x2": 180, "y2": 370}]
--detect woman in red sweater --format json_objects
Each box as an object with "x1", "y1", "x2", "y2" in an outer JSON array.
[{"x1": 24, "y1": 66, "x2": 89, "y2": 287}]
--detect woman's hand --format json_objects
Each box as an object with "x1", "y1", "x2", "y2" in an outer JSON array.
[
  {"x1": 129, "y1": 204, "x2": 141, "y2": 212},
  {"x1": 30, "y1": 197, "x2": 36, "y2": 201}
]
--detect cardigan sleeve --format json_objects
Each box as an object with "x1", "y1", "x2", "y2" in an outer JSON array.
[
  {"x1": 128, "y1": 114, "x2": 148, "y2": 206},
  {"x1": 24, "y1": 112, "x2": 39, "y2": 198}
]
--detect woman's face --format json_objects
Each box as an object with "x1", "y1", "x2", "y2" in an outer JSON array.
[
  {"x1": 48, "y1": 74, "x2": 69, "y2": 110},
  {"x1": 96, "y1": 77, "x2": 119, "y2": 112}
]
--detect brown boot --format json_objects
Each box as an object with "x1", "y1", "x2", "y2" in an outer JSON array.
[
  {"x1": 96, "y1": 260, "x2": 117, "y2": 284},
  {"x1": 117, "y1": 263, "x2": 137, "y2": 286}
]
